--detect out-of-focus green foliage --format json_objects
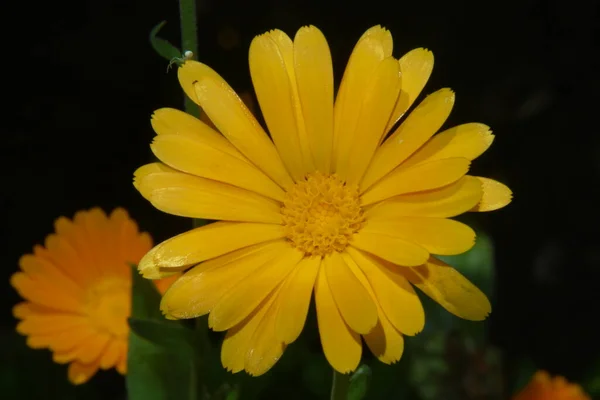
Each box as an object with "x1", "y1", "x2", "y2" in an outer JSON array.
[{"x1": 127, "y1": 265, "x2": 198, "y2": 400}]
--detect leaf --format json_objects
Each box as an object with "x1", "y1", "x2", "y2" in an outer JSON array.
[
  {"x1": 149, "y1": 21, "x2": 182, "y2": 62},
  {"x1": 129, "y1": 318, "x2": 197, "y2": 352},
  {"x1": 126, "y1": 265, "x2": 198, "y2": 400},
  {"x1": 348, "y1": 364, "x2": 371, "y2": 400}
]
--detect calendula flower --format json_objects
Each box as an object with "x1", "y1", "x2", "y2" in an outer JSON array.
[
  {"x1": 134, "y1": 25, "x2": 512, "y2": 376},
  {"x1": 513, "y1": 371, "x2": 591, "y2": 400},
  {"x1": 10, "y1": 208, "x2": 177, "y2": 385}
]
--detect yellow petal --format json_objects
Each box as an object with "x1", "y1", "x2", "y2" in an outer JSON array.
[
  {"x1": 150, "y1": 134, "x2": 285, "y2": 201},
  {"x1": 337, "y1": 251, "x2": 405, "y2": 363},
  {"x1": 18, "y1": 254, "x2": 84, "y2": 297},
  {"x1": 361, "y1": 157, "x2": 470, "y2": 206},
  {"x1": 249, "y1": 30, "x2": 312, "y2": 180},
  {"x1": 361, "y1": 89, "x2": 455, "y2": 192},
  {"x1": 294, "y1": 26, "x2": 334, "y2": 173},
  {"x1": 134, "y1": 169, "x2": 282, "y2": 223},
  {"x1": 221, "y1": 290, "x2": 276, "y2": 373},
  {"x1": 363, "y1": 308, "x2": 405, "y2": 364},
  {"x1": 401, "y1": 257, "x2": 491, "y2": 320},
  {"x1": 47, "y1": 326, "x2": 98, "y2": 353},
  {"x1": 324, "y1": 252, "x2": 378, "y2": 334},
  {"x1": 275, "y1": 256, "x2": 321, "y2": 344},
  {"x1": 138, "y1": 222, "x2": 285, "y2": 279},
  {"x1": 384, "y1": 48, "x2": 434, "y2": 133},
  {"x1": 160, "y1": 241, "x2": 288, "y2": 319},
  {"x1": 208, "y1": 247, "x2": 303, "y2": 331},
  {"x1": 344, "y1": 57, "x2": 401, "y2": 185},
  {"x1": 314, "y1": 266, "x2": 362, "y2": 374},
  {"x1": 68, "y1": 361, "x2": 99, "y2": 385},
  {"x1": 365, "y1": 176, "x2": 483, "y2": 219},
  {"x1": 13, "y1": 302, "x2": 33, "y2": 319},
  {"x1": 362, "y1": 217, "x2": 475, "y2": 255},
  {"x1": 10, "y1": 273, "x2": 83, "y2": 314},
  {"x1": 16, "y1": 315, "x2": 87, "y2": 335},
  {"x1": 350, "y1": 232, "x2": 429, "y2": 267},
  {"x1": 245, "y1": 290, "x2": 286, "y2": 376},
  {"x1": 346, "y1": 248, "x2": 424, "y2": 335},
  {"x1": 99, "y1": 340, "x2": 123, "y2": 369},
  {"x1": 178, "y1": 61, "x2": 293, "y2": 190},
  {"x1": 403, "y1": 123, "x2": 494, "y2": 170},
  {"x1": 471, "y1": 177, "x2": 513, "y2": 212},
  {"x1": 333, "y1": 26, "x2": 392, "y2": 170},
  {"x1": 151, "y1": 107, "x2": 248, "y2": 163},
  {"x1": 77, "y1": 333, "x2": 110, "y2": 364}
]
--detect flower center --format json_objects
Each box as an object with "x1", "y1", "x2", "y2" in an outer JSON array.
[
  {"x1": 85, "y1": 277, "x2": 131, "y2": 338},
  {"x1": 281, "y1": 172, "x2": 364, "y2": 256}
]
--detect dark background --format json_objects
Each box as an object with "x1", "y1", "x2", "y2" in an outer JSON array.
[{"x1": 3, "y1": 0, "x2": 599, "y2": 398}]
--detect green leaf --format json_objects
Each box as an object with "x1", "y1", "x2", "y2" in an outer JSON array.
[
  {"x1": 129, "y1": 318, "x2": 197, "y2": 352},
  {"x1": 126, "y1": 265, "x2": 198, "y2": 400},
  {"x1": 348, "y1": 365, "x2": 371, "y2": 400},
  {"x1": 149, "y1": 21, "x2": 182, "y2": 62}
]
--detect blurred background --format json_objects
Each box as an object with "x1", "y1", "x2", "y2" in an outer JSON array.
[{"x1": 3, "y1": 0, "x2": 599, "y2": 398}]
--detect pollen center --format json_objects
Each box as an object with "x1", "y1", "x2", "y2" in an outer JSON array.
[
  {"x1": 281, "y1": 172, "x2": 365, "y2": 256},
  {"x1": 85, "y1": 277, "x2": 131, "y2": 338}
]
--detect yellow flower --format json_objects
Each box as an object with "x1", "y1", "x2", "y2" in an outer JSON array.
[
  {"x1": 513, "y1": 371, "x2": 591, "y2": 400},
  {"x1": 10, "y1": 208, "x2": 178, "y2": 385},
  {"x1": 134, "y1": 25, "x2": 512, "y2": 376}
]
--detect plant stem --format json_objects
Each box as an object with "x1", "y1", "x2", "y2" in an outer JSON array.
[
  {"x1": 330, "y1": 369, "x2": 351, "y2": 400},
  {"x1": 179, "y1": 0, "x2": 199, "y2": 118}
]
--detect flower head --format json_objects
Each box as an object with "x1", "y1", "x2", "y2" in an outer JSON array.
[
  {"x1": 10, "y1": 208, "x2": 177, "y2": 384},
  {"x1": 134, "y1": 25, "x2": 512, "y2": 376},
  {"x1": 513, "y1": 371, "x2": 591, "y2": 400}
]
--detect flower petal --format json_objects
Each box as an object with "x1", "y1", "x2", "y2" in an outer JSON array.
[
  {"x1": 160, "y1": 241, "x2": 288, "y2": 319},
  {"x1": 361, "y1": 89, "x2": 455, "y2": 192},
  {"x1": 384, "y1": 48, "x2": 434, "y2": 133},
  {"x1": 361, "y1": 157, "x2": 470, "y2": 206},
  {"x1": 362, "y1": 217, "x2": 475, "y2": 255},
  {"x1": 294, "y1": 26, "x2": 334, "y2": 173},
  {"x1": 314, "y1": 265, "x2": 362, "y2": 374},
  {"x1": 221, "y1": 290, "x2": 275, "y2": 373},
  {"x1": 208, "y1": 247, "x2": 303, "y2": 331},
  {"x1": 363, "y1": 309, "x2": 405, "y2": 364},
  {"x1": 249, "y1": 30, "x2": 313, "y2": 180},
  {"x1": 134, "y1": 169, "x2": 282, "y2": 223},
  {"x1": 77, "y1": 333, "x2": 110, "y2": 364},
  {"x1": 16, "y1": 315, "x2": 87, "y2": 335},
  {"x1": 68, "y1": 361, "x2": 99, "y2": 385},
  {"x1": 150, "y1": 133, "x2": 285, "y2": 201},
  {"x1": 471, "y1": 177, "x2": 513, "y2": 212},
  {"x1": 99, "y1": 340, "x2": 124, "y2": 369},
  {"x1": 350, "y1": 232, "x2": 429, "y2": 267},
  {"x1": 151, "y1": 108, "x2": 248, "y2": 162},
  {"x1": 365, "y1": 176, "x2": 483, "y2": 219},
  {"x1": 344, "y1": 57, "x2": 401, "y2": 185},
  {"x1": 245, "y1": 290, "x2": 286, "y2": 376},
  {"x1": 178, "y1": 61, "x2": 293, "y2": 189},
  {"x1": 324, "y1": 252, "x2": 378, "y2": 334},
  {"x1": 401, "y1": 257, "x2": 491, "y2": 320},
  {"x1": 402, "y1": 123, "x2": 494, "y2": 169},
  {"x1": 10, "y1": 272, "x2": 83, "y2": 314},
  {"x1": 18, "y1": 254, "x2": 84, "y2": 297},
  {"x1": 333, "y1": 26, "x2": 392, "y2": 171},
  {"x1": 346, "y1": 248, "x2": 424, "y2": 335},
  {"x1": 275, "y1": 256, "x2": 321, "y2": 344},
  {"x1": 138, "y1": 222, "x2": 285, "y2": 279}
]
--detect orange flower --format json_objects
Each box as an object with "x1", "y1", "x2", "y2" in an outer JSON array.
[
  {"x1": 513, "y1": 371, "x2": 591, "y2": 400},
  {"x1": 10, "y1": 208, "x2": 177, "y2": 385}
]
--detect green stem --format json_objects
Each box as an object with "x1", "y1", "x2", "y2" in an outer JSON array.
[
  {"x1": 330, "y1": 369, "x2": 351, "y2": 400},
  {"x1": 179, "y1": 0, "x2": 199, "y2": 118}
]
